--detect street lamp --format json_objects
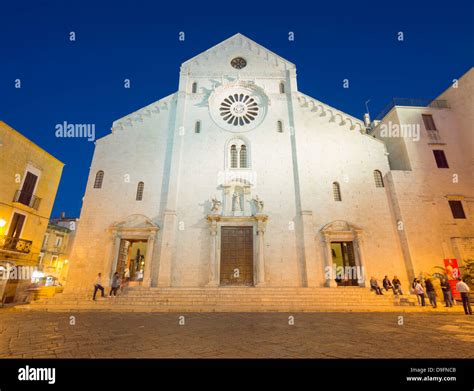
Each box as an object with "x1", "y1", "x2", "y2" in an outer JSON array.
[{"x1": 0, "y1": 218, "x2": 6, "y2": 228}]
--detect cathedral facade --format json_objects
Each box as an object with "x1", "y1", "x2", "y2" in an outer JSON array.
[{"x1": 65, "y1": 34, "x2": 473, "y2": 292}]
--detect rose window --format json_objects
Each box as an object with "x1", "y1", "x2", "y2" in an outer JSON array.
[{"x1": 219, "y1": 94, "x2": 259, "y2": 126}]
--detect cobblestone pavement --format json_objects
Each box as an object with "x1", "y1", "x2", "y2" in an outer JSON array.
[{"x1": 0, "y1": 309, "x2": 472, "y2": 358}]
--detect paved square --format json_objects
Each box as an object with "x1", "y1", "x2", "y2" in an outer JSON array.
[{"x1": 0, "y1": 309, "x2": 472, "y2": 358}]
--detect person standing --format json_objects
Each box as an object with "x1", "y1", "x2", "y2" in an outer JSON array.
[
  {"x1": 109, "y1": 272, "x2": 121, "y2": 297},
  {"x1": 425, "y1": 279, "x2": 437, "y2": 308},
  {"x1": 414, "y1": 280, "x2": 426, "y2": 306},
  {"x1": 456, "y1": 278, "x2": 472, "y2": 315},
  {"x1": 392, "y1": 276, "x2": 403, "y2": 295},
  {"x1": 440, "y1": 278, "x2": 453, "y2": 308},
  {"x1": 93, "y1": 273, "x2": 105, "y2": 301}
]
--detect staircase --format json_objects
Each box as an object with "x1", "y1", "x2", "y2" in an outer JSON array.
[{"x1": 18, "y1": 286, "x2": 460, "y2": 312}]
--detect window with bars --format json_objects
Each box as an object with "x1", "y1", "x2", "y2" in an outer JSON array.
[
  {"x1": 136, "y1": 182, "x2": 144, "y2": 201},
  {"x1": 195, "y1": 121, "x2": 201, "y2": 133},
  {"x1": 333, "y1": 182, "x2": 342, "y2": 201},
  {"x1": 94, "y1": 170, "x2": 104, "y2": 188},
  {"x1": 230, "y1": 145, "x2": 238, "y2": 168},
  {"x1": 433, "y1": 150, "x2": 449, "y2": 168},
  {"x1": 373, "y1": 170, "x2": 384, "y2": 187},
  {"x1": 277, "y1": 121, "x2": 283, "y2": 133},
  {"x1": 422, "y1": 114, "x2": 436, "y2": 130},
  {"x1": 448, "y1": 200, "x2": 466, "y2": 219}
]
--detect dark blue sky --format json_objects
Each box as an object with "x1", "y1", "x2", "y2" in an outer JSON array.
[{"x1": 1, "y1": 0, "x2": 472, "y2": 218}]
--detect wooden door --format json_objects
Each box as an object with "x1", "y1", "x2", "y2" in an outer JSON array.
[
  {"x1": 220, "y1": 226, "x2": 253, "y2": 286},
  {"x1": 19, "y1": 172, "x2": 38, "y2": 205}
]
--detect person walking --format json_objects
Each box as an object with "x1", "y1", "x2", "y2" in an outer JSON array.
[
  {"x1": 414, "y1": 279, "x2": 426, "y2": 306},
  {"x1": 109, "y1": 272, "x2": 121, "y2": 297},
  {"x1": 370, "y1": 277, "x2": 383, "y2": 295},
  {"x1": 425, "y1": 278, "x2": 437, "y2": 308},
  {"x1": 392, "y1": 276, "x2": 403, "y2": 295},
  {"x1": 93, "y1": 273, "x2": 105, "y2": 301},
  {"x1": 456, "y1": 278, "x2": 472, "y2": 315},
  {"x1": 440, "y1": 278, "x2": 453, "y2": 308}
]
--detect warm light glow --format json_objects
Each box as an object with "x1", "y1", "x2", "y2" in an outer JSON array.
[
  {"x1": 64, "y1": 259, "x2": 69, "y2": 264},
  {"x1": 0, "y1": 218, "x2": 6, "y2": 228}
]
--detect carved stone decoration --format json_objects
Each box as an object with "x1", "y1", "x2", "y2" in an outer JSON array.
[
  {"x1": 252, "y1": 195, "x2": 264, "y2": 213},
  {"x1": 232, "y1": 192, "x2": 242, "y2": 211},
  {"x1": 210, "y1": 196, "x2": 222, "y2": 214}
]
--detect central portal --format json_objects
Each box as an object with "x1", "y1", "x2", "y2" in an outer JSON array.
[{"x1": 220, "y1": 226, "x2": 254, "y2": 286}]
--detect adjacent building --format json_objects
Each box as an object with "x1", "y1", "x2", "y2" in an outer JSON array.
[{"x1": 0, "y1": 121, "x2": 64, "y2": 304}]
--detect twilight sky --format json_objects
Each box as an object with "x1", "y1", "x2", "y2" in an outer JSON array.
[{"x1": 0, "y1": 0, "x2": 472, "y2": 217}]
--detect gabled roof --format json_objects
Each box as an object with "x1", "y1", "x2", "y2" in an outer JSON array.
[{"x1": 181, "y1": 33, "x2": 296, "y2": 70}]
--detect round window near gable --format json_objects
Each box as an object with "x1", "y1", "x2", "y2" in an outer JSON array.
[{"x1": 231, "y1": 57, "x2": 247, "y2": 69}]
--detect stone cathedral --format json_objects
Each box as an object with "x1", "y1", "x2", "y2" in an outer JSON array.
[{"x1": 65, "y1": 34, "x2": 474, "y2": 293}]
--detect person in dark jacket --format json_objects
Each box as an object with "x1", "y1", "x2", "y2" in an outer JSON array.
[
  {"x1": 392, "y1": 276, "x2": 403, "y2": 295},
  {"x1": 425, "y1": 279, "x2": 437, "y2": 308},
  {"x1": 382, "y1": 276, "x2": 394, "y2": 293},
  {"x1": 440, "y1": 278, "x2": 453, "y2": 307}
]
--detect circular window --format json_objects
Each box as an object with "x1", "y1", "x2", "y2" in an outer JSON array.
[
  {"x1": 231, "y1": 57, "x2": 247, "y2": 69},
  {"x1": 219, "y1": 94, "x2": 259, "y2": 126}
]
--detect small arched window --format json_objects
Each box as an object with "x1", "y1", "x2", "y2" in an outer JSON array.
[
  {"x1": 94, "y1": 170, "x2": 104, "y2": 189},
  {"x1": 279, "y1": 82, "x2": 285, "y2": 94},
  {"x1": 136, "y1": 182, "x2": 144, "y2": 201},
  {"x1": 373, "y1": 170, "x2": 384, "y2": 187},
  {"x1": 195, "y1": 121, "x2": 201, "y2": 134},
  {"x1": 277, "y1": 120, "x2": 283, "y2": 133},
  {"x1": 333, "y1": 182, "x2": 342, "y2": 201},
  {"x1": 240, "y1": 145, "x2": 247, "y2": 168},
  {"x1": 230, "y1": 145, "x2": 238, "y2": 168},
  {"x1": 191, "y1": 82, "x2": 197, "y2": 94}
]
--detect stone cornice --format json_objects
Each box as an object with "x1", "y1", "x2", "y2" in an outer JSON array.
[
  {"x1": 296, "y1": 92, "x2": 365, "y2": 133},
  {"x1": 111, "y1": 93, "x2": 178, "y2": 132}
]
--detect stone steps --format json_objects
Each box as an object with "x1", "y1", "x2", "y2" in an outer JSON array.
[{"x1": 17, "y1": 286, "x2": 438, "y2": 312}]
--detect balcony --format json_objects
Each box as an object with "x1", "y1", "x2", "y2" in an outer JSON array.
[
  {"x1": 13, "y1": 189, "x2": 41, "y2": 210},
  {"x1": 0, "y1": 235, "x2": 33, "y2": 254}
]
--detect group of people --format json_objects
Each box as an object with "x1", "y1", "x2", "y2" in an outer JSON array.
[
  {"x1": 370, "y1": 275, "x2": 403, "y2": 295},
  {"x1": 92, "y1": 269, "x2": 130, "y2": 301},
  {"x1": 370, "y1": 274, "x2": 472, "y2": 315}
]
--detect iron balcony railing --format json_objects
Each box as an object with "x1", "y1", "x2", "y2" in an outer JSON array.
[
  {"x1": 13, "y1": 189, "x2": 41, "y2": 210},
  {"x1": 0, "y1": 235, "x2": 33, "y2": 254},
  {"x1": 375, "y1": 98, "x2": 449, "y2": 121}
]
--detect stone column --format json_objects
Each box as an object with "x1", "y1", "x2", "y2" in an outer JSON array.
[
  {"x1": 322, "y1": 234, "x2": 337, "y2": 288},
  {"x1": 206, "y1": 215, "x2": 220, "y2": 287},
  {"x1": 300, "y1": 210, "x2": 319, "y2": 287},
  {"x1": 255, "y1": 214, "x2": 268, "y2": 286},
  {"x1": 106, "y1": 232, "x2": 122, "y2": 287},
  {"x1": 157, "y1": 210, "x2": 177, "y2": 287},
  {"x1": 354, "y1": 232, "x2": 369, "y2": 288},
  {"x1": 142, "y1": 230, "x2": 157, "y2": 287}
]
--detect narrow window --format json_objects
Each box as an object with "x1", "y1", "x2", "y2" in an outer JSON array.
[
  {"x1": 422, "y1": 114, "x2": 436, "y2": 130},
  {"x1": 373, "y1": 170, "x2": 384, "y2": 187},
  {"x1": 277, "y1": 121, "x2": 283, "y2": 133},
  {"x1": 333, "y1": 182, "x2": 342, "y2": 201},
  {"x1": 230, "y1": 145, "x2": 238, "y2": 168},
  {"x1": 195, "y1": 121, "x2": 201, "y2": 134},
  {"x1": 433, "y1": 150, "x2": 449, "y2": 168},
  {"x1": 94, "y1": 170, "x2": 104, "y2": 188},
  {"x1": 449, "y1": 200, "x2": 466, "y2": 219},
  {"x1": 240, "y1": 145, "x2": 247, "y2": 168},
  {"x1": 192, "y1": 82, "x2": 197, "y2": 94},
  {"x1": 136, "y1": 182, "x2": 144, "y2": 201},
  {"x1": 279, "y1": 82, "x2": 285, "y2": 94}
]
